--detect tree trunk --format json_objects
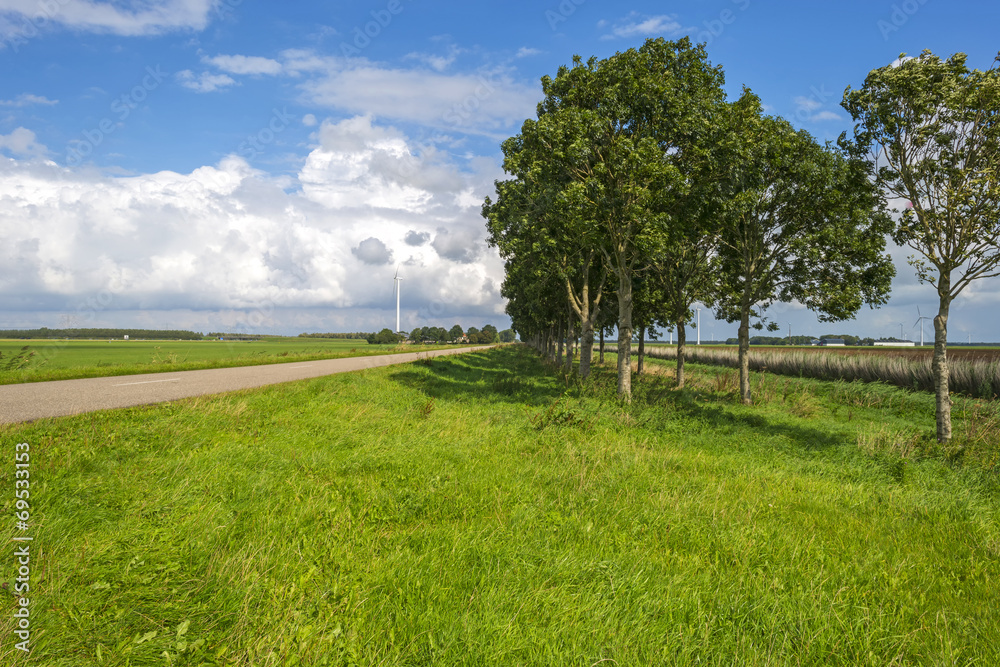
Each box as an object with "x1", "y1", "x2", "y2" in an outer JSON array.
[
  {"x1": 580, "y1": 323, "x2": 594, "y2": 378},
  {"x1": 556, "y1": 317, "x2": 564, "y2": 366},
  {"x1": 676, "y1": 320, "x2": 687, "y2": 389},
  {"x1": 933, "y1": 285, "x2": 952, "y2": 442},
  {"x1": 616, "y1": 271, "x2": 633, "y2": 399},
  {"x1": 637, "y1": 326, "x2": 645, "y2": 375},
  {"x1": 599, "y1": 328, "x2": 605, "y2": 364},
  {"x1": 738, "y1": 308, "x2": 752, "y2": 405},
  {"x1": 565, "y1": 311, "x2": 574, "y2": 374}
]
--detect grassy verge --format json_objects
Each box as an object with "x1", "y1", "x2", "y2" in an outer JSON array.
[
  {"x1": 1, "y1": 346, "x2": 998, "y2": 665},
  {"x1": 0, "y1": 339, "x2": 464, "y2": 385}
]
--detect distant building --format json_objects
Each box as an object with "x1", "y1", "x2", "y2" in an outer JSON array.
[
  {"x1": 820, "y1": 339, "x2": 845, "y2": 346},
  {"x1": 874, "y1": 339, "x2": 915, "y2": 347},
  {"x1": 810, "y1": 339, "x2": 821, "y2": 346}
]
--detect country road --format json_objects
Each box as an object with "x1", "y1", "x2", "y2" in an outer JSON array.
[{"x1": 0, "y1": 346, "x2": 489, "y2": 425}]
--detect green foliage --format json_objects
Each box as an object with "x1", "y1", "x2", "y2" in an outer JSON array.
[
  {"x1": 367, "y1": 328, "x2": 405, "y2": 345},
  {"x1": 843, "y1": 49, "x2": 1000, "y2": 441}
]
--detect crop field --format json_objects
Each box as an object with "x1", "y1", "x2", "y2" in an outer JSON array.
[
  {"x1": 646, "y1": 344, "x2": 1000, "y2": 400},
  {"x1": 0, "y1": 338, "x2": 456, "y2": 385},
  {"x1": 1, "y1": 346, "x2": 998, "y2": 665}
]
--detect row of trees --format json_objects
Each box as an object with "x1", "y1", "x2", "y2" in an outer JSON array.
[
  {"x1": 1, "y1": 328, "x2": 205, "y2": 340},
  {"x1": 365, "y1": 325, "x2": 515, "y2": 345},
  {"x1": 484, "y1": 39, "x2": 1000, "y2": 442},
  {"x1": 298, "y1": 332, "x2": 370, "y2": 339}
]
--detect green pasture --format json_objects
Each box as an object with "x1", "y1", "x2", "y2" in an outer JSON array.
[
  {"x1": 0, "y1": 338, "x2": 454, "y2": 385},
  {"x1": 2, "y1": 346, "x2": 998, "y2": 665}
]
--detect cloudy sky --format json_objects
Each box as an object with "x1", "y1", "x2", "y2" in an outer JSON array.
[{"x1": 1, "y1": 0, "x2": 998, "y2": 339}]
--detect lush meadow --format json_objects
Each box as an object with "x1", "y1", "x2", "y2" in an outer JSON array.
[
  {"x1": 0, "y1": 338, "x2": 456, "y2": 385},
  {"x1": 1, "y1": 346, "x2": 998, "y2": 665}
]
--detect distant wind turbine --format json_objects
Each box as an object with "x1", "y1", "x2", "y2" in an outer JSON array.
[
  {"x1": 393, "y1": 266, "x2": 403, "y2": 334},
  {"x1": 913, "y1": 306, "x2": 931, "y2": 346}
]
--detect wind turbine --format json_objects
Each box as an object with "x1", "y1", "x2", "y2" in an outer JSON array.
[
  {"x1": 393, "y1": 266, "x2": 402, "y2": 334},
  {"x1": 913, "y1": 306, "x2": 931, "y2": 346}
]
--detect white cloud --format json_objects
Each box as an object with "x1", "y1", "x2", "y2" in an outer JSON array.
[
  {"x1": 0, "y1": 127, "x2": 47, "y2": 157},
  {"x1": 600, "y1": 12, "x2": 685, "y2": 40},
  {"x1": 0, "y1": 93, "x2": 58, "y2": 106},
  {"x1": 0, "y1": 0, "x2": 215, "y2": 37},
  {"x1": 515, "y1": 47, "x2": 542, "y2": 58},
  {"x1": 404, "y1": 43, "x2": 464, "y2": 72},
  {"x1": 176, "y1": 69, "x2": 238, "y2": 93},
  {"x1": 793, "y1": 96, "x2": 822, "y2": 112},
  {"x1": 203, "y1": 54, "x2": 283, "y2": 76},
  {"x1": 0, "y1": 116, "x2": 509, "y2": 333},
  {"x1": 302, "y1": 113, "x2": 317, "y2": 127},
  {"x1": 793, "y1": 96, "x2": 843, "y2": 122},
  {"x1": 297, "y1": 57, "x2": 539, "y2": 134}
]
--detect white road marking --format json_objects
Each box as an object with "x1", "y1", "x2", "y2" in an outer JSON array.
[{"x1": 112, "y1": 378, "x2": 182, "y2": 387}]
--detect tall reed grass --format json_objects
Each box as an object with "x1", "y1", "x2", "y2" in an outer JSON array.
[{"x1": 647, "y1": 346, "x2": 1000, "y2": 400}]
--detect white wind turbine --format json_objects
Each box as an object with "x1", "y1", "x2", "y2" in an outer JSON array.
[
  {"x1": 393, "y1": 266, "x2": 403, "y2": 334},
  {"x1": 913, "y1": 306, "x2": 931, "y2": 346}
]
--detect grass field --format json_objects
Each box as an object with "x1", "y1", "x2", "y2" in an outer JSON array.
[
  {"x1": 0, "y1": 338, "x2": 457, "y2": 385},
  {"x1": 1, "y1": 346, "x2": 997, "y2": 665}
]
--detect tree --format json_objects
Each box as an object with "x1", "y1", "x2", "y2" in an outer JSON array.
[
  {"x1": 843, "y1": 51, "x2": 1000, "y2": 442},
  {"x1": 499, "y1": 328, "x2": 516, "y2": 343},
  {"x1": 714, "y1": 92, "x2": 895, "y2": 404},
  {"x1": 480, "y1": 324, "x2": 500, "y2": 343},
  {"x1": 527, "y1": 37, "x2": 728, "y2": 399},
  {"x1": 368, "y1": 328, "x2": 402, "y2": 345},
  {"x1": 448, "y1": 324, "x2": 464, "y2": 342}
]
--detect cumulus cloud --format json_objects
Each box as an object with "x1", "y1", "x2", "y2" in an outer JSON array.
[
  {"x1": 405, "y1": 230, "x2": 430, "y2": 246},
  {"x1": 432, "y1": 227, "x2": 482, "y2": 264},
  {"x1": 600, "y1": 13, "x2": 685, "y2": 40},
  {"x1": 352, "y1": 237, "x2": 394, "y2": 265},
  {"x1": 176, "y1": 69, "x2": 238, "y2": 93},
  {"x1": 0, "y1": 127, "x2": 47, "y2": 157},
  {"x1": 0, "y1": 93, "x2": 58, "y2": 106},
  {"x1": 404, "y1": 43, "x2": 464, "y2": 72},
  {"x1": 793, "y1": 96, "x2": 843, "y2": 122},
  {"x1": 0, "y1": 0, "x2": 215, "y2": 37},
  {"x1": 293, "y1": 52, "x2": 539, "y2": 134},
  {"x1": 203, "y1": 54, "x2": 283, "y2": 76},
  {"x1": 0, "y1": 116, "x2": 508, "y2": 333}
]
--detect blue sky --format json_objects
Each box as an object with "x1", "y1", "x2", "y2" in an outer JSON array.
[{"x1": 1, "y1": 0, "x2": 998, "y2": 340}]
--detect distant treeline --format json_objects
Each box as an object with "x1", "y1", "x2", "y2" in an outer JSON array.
[
  {"x1": 206, "y1": 332, "x2": 269, "y2": 341},
  {"x1": 1, "y1": 327, "x2": 204, "y2": 340},
  {"x1": 298, "y1": 333, "x2": 370, "y2": 340}
]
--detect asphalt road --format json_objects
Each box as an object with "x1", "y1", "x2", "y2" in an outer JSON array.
[{"x1": 0, "y1": 346, "x2": 488, "y2": 425}]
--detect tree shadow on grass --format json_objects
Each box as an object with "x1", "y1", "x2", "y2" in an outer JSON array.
[
  {"x1": 620, "y1": 370, "x2": 853, "y2": 454},
  {"x1": 387, "y1": 346, "x2": 565, "y2": 407}
]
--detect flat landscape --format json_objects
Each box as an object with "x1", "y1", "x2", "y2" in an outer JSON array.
[
  {"x1": 0, "y1": 338, "x2": 454, "y2": 385},
  {"x1": 2, "y1": 346, "x2": 997, "y2": 665}
]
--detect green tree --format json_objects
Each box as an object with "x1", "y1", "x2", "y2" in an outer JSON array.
[
  {"x1": 448, "y1": 324, "x2": 464, "y2": 342},
  {"x1": 498, "y1": 329, "x2": 516, "y2": 343},
  {"x1": 714, "y1": 92, "x2": 895, "y2": 404},
  {"x1": 526, "y1": 37, "x2": 728, "y2": 398},
  {"x1": 480, "y1": 324, "x2": 499, "y2": 343},
  {"x1": 843, "y1": 51, "x2": 1000, "y2": 442}
]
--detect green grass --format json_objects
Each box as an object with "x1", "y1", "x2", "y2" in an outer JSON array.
[
  {"x1": 1, "y1": 347, "x2": 998, "y2": 665},
  {"x1": 0, "y1": 338, "x2": 461, "y2": 385}
]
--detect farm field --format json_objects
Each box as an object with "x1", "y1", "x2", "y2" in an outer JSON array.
[
  {"x1": 0, "y1": 338, "x2": 457, "y2": 385},
  {"x1": 2, "y1": 346, "x2": 998, "y2": 665},
  {"x1": 648, "y1": 343, "x2": 1000, "y2": 362},
  {"x1": 645, "y1": 344, "x2": 1000, "y2": 400}
]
